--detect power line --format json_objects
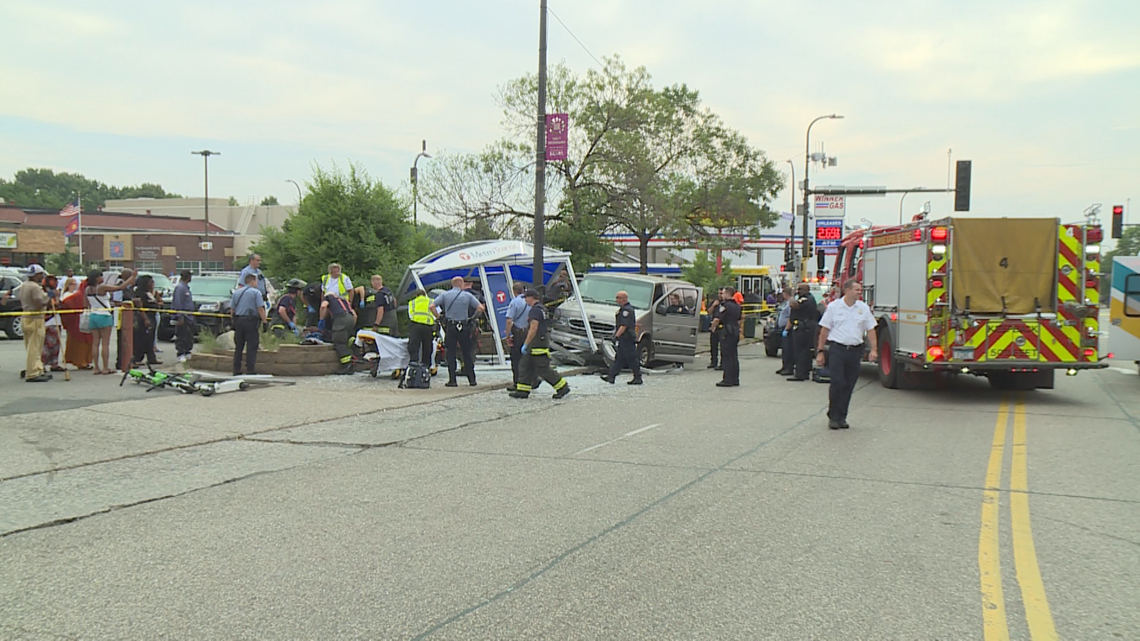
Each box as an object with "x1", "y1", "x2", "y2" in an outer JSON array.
[{"x1": 548, "y1": 6, "x2": 604, "y2": 68}]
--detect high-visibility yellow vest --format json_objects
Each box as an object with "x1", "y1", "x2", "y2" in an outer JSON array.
[
  {"x1": 321, "y1": 273, "x2": 350, "y2": 297},
  {"x1": 409, "y1": 295, "x2": 434, "y2": 325}
]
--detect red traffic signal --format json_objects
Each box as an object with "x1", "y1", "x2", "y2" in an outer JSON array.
[{"x1": 1112, "y1": 205, "x2": 1124, "y2": 239}]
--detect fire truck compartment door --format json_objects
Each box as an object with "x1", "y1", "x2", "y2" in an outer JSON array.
[{"x1": 951, "y1": 218, "x2": 1058, "y2": 314}]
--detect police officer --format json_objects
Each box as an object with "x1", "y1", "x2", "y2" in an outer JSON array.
[
  {"x1": 707, "y1": 288, "x2": 725, "y2": 370},
  {"x1": 406, "y1": 288, "x2": 437, "y2": 366},
  {"x1": 270, "y1": 279, "x2": 304, "y2": 338},
  {"x1": 711, "y1": 286, "x2": 742, "y2": 387},
  {"x1": 787, "y1": 282, "x2": 819, "y2": 382},
  {"x1": 431, "y1": 276, "x2": 484, "y2": 387},
  {"x1": 321, "y1": 288, "x2": 358, "y2": 375},
  {"x1": 602, "y1": 290, "x2": 642, "y2": 385},
  {"x1": 229, "y1": 274, "x2": 268, "y2": 376},
  {"x1": 817, "y1": 279, "x2": 878, "y2": 429},
  {"x1": 509, "y1": 289, "x2": 570, "y2": 400},
  {"x1": 503, "y1": 282, "x2": 530, "y2": 392}
]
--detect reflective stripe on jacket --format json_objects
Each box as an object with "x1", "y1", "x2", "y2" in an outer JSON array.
[{"x1": 409, "y1": 295, "x2": 435, "y2": 325}]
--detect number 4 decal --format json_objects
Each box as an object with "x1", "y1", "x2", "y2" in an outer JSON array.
[{"x1": 999, "y1": 257, "x2": 1009, "y2": 269}]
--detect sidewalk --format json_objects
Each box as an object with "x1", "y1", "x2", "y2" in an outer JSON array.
[{"x1": 0, "y1": 368, "x2": 518, "y2": 482}]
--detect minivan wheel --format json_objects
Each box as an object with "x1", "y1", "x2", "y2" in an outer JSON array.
[{"x1": 638, "y1": 339, "x2": 652, "y2": 368}]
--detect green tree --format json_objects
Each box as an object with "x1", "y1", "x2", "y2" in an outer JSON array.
[
  {"x1": 252, "y1": 162, "x2": 412, "y2": 286},
  {"x1": 417, "y1": 57, "x2": 782, "y2": 275},
  {"x1": 45, "y1": 246, "x2": 84, "y2": 275},
  {"x1": 0, "y1": 168, "x2": 181, "y2": 209},
  {"x1": 260, "y1": 195, "x2": 279, "y2": 206},
  {"x1": 227, "y1": 196, "x2": 239, "y2": 206},
  {"x1": 682, "y1": 251, "x2": 736, "y2": 303}
]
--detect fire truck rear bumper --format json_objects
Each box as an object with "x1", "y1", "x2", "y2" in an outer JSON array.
[{"x1": 896, "y1": 356, "x2": 1108, "y2": 371}]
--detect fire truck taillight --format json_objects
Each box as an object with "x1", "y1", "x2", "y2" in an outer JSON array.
[
  {"x1": 931, "y1": 227, "x2": 949, "y2": 242},
  {"x1": 1083, "y1": 348, "x2": 1096, "y2": 359},
  {"x1": 928, "y1": 346, "x2": 944, "y2": 361},
  {"x1": 1087, "y1": 227, "x2": 1104, "y2": 243},
  {"x1": 913, "y1": 229, "x2": 923, "y2": 242},
  {"x1": 931, "y1": 279, "x2": 944, "y2": 288}
]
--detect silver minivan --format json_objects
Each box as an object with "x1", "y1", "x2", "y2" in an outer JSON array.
[{"x1": 550, "y1": 273, "x2": 703, "y2": 366}]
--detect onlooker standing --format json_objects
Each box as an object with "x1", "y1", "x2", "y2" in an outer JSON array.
[
  {"x1": 58, "y1": 269, "x2": 77, "y2": 293},
  {"x1": 131, "y1": 275, "x2": 161, "y2": 367},
  {"x1": 787, "y1": 282, "x2": 818, "y2": 382},
  {"x1": 19, "y1": 265, "x2": 54, "y2": 382},
  {"x1": 817, "y1": 279, "x2": 878, "y2": 429},
  {"x1": 504, "y1": 282, "x2": 529, "y2": 391},
  {"x1": 59, "y1": 277, "x2": 92, "y2": 370},
  {"x1": 171, "y1": 271, "x2": 196, "y2": 363},
  {"x1": 431, "y1": 276, "x2": 484, "y2": 387},
  {"x1": 230, "y1": 274, "x2": 267, "y2": 376},
  {"x1": 41, "y1": 274, "x2": 64, "y2": 372},
  {"x1": 85, "y1": 270, "x2": 132, "y2": 375}
]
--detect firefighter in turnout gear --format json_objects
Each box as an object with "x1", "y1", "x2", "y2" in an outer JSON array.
[
  {"x1": 510, "y1": 289, "x2": 570, "y2": 400},
  {"x1": 406, "y1": 289, "x2": 437, "y2": 366},
  {"x1": 321, "y1": 290, "x2": 358, "y2": 375}
]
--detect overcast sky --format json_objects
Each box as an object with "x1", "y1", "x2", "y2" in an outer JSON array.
[{"x1": 2, "y1": 0, "x2": 1137, "y2": 232}]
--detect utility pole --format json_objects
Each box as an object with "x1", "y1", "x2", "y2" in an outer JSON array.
[
  {"x1": 532, "y1": 0, "x2": 548, "y2": 289},
  {"x1": 192, "y1": 150, "x2": 220, "y2": 272}
]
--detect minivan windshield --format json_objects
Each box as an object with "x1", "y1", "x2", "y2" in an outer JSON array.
[{"x1": 576, "y1": 276, "x2": 653, "y2": 310}]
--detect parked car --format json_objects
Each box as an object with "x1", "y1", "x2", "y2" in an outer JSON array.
[
  {"x1": 0, "y1": 274, "x2": 26, "y2": 338},
  {"x1": 156, "y1": 275, "x2": 237, "y2": 340},
  {"x1": 549, "y1": 273, "x2": 702, "y2": 367}
]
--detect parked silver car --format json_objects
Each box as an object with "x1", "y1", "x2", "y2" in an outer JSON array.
[{"x1": 550, "y1": 273, "x2": 702, "y2": 367}]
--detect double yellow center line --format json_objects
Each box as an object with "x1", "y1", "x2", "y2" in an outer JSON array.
[{"x1": 979, "y1": 396, "x2": 1058, "y2": 640}]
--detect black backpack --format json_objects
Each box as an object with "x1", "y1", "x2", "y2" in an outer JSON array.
[{"x1": 400, "y1": 361, "x2": 431, "y2": 389}]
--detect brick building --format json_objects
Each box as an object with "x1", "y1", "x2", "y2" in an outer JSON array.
[{"x1": 0, "y1": 205, "x2": 234, "y2": 274}]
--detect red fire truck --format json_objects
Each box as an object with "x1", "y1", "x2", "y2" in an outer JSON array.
[{"x1": 828, "y1": 216, "x2": 1107, "y2": 389}]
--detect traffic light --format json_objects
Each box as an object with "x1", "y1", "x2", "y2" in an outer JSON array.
[
  {"x1": 816, "y1": 248, "x2": 826, "y2": 271},
  {"x1": 1112, "y1": 205, "x2": 1124, "y2": 239},
  {"x1": 954, "y1": 160, "x2": 972, "y2": 212}
]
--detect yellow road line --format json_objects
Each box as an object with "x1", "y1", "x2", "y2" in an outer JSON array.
[
  {"x1": 1011, "y1": 397, "x2": 1059, "y2": 640},
  {"x1": 980, "y1": 399, "x2": 1010, "y2": 640}
]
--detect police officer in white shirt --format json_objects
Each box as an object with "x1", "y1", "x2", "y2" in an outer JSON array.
[{"x1": 816, "y1": 279, "x2": 878, "y2": 430}]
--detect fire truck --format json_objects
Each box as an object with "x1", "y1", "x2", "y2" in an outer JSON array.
[{"x1": 828, "y1": 216, "x2": 1108, "y2": 389}]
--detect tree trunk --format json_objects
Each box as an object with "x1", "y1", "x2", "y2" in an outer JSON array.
[{"x1": 638, "y1": 236, "x2": 650, "y2": 274}]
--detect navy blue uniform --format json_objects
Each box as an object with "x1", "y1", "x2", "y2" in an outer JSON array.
[
  {"x1": 606, "y1": 302, "x2": 642, "y2": 383},
  {"x1": 790, "y1": 292, "x2": 819, "y2": 381},
  {"x1": 717, "y1": 300, "x2": 742, "y2": 386}
]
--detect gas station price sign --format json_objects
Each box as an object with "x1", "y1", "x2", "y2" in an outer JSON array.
[{"x1": 815, "y1": 218, "x2": 844, "y2": 249}]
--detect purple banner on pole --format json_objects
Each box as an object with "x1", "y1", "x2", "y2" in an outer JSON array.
[{"x1": 545, "y1": 113, "x2": 569, "y2": 161}]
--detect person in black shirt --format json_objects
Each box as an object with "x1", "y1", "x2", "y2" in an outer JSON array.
[
  {"x1": 603, "y1": 290, "x2": 642, "y2": 385},
  {"x1": 664, "y1": 292, "x2": 690, "y2": 315},
  {"x1": 788, "y1": 282, "x2": 819, "y2": 381},
  {"x1": 509, "y1": 289, "x2": 570, "y2": 399},
  {"x1": 707, "y1": 288, "x2": 725, "y2": 370},
  {"x1": 711, "y1": 287, "x2": 742, "y2": 387}
]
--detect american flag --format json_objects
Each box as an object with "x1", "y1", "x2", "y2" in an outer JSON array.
[{"x1": 59, "y1": 200, "x2": 80, "y2": 217}]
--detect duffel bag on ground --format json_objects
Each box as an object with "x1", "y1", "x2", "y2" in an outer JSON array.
[{"x1": 400, "y1": 361, "x2": 431, "y2": 389}]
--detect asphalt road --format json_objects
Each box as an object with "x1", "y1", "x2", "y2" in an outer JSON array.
[{"x1": 1, "y1": 337, "x2": 1138, "y2": 640}]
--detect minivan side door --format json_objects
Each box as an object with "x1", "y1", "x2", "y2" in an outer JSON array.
[{"x1": 652, "y1": 284, "x2": 701, "y2": 363}]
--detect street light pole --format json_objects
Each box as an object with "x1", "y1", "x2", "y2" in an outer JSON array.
[
  {"x1": 191, "y1": 150, "x2": 220, "y2": 273},
  {"x1": 285, "y1": 179, "x2": 302, "y2": 209},
  {"x1": 411, "y1": 140, "x2": 431, "y2": 229},
  {"x1": 802, "y1": 114, "x2": 842, "y2": 278}
]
